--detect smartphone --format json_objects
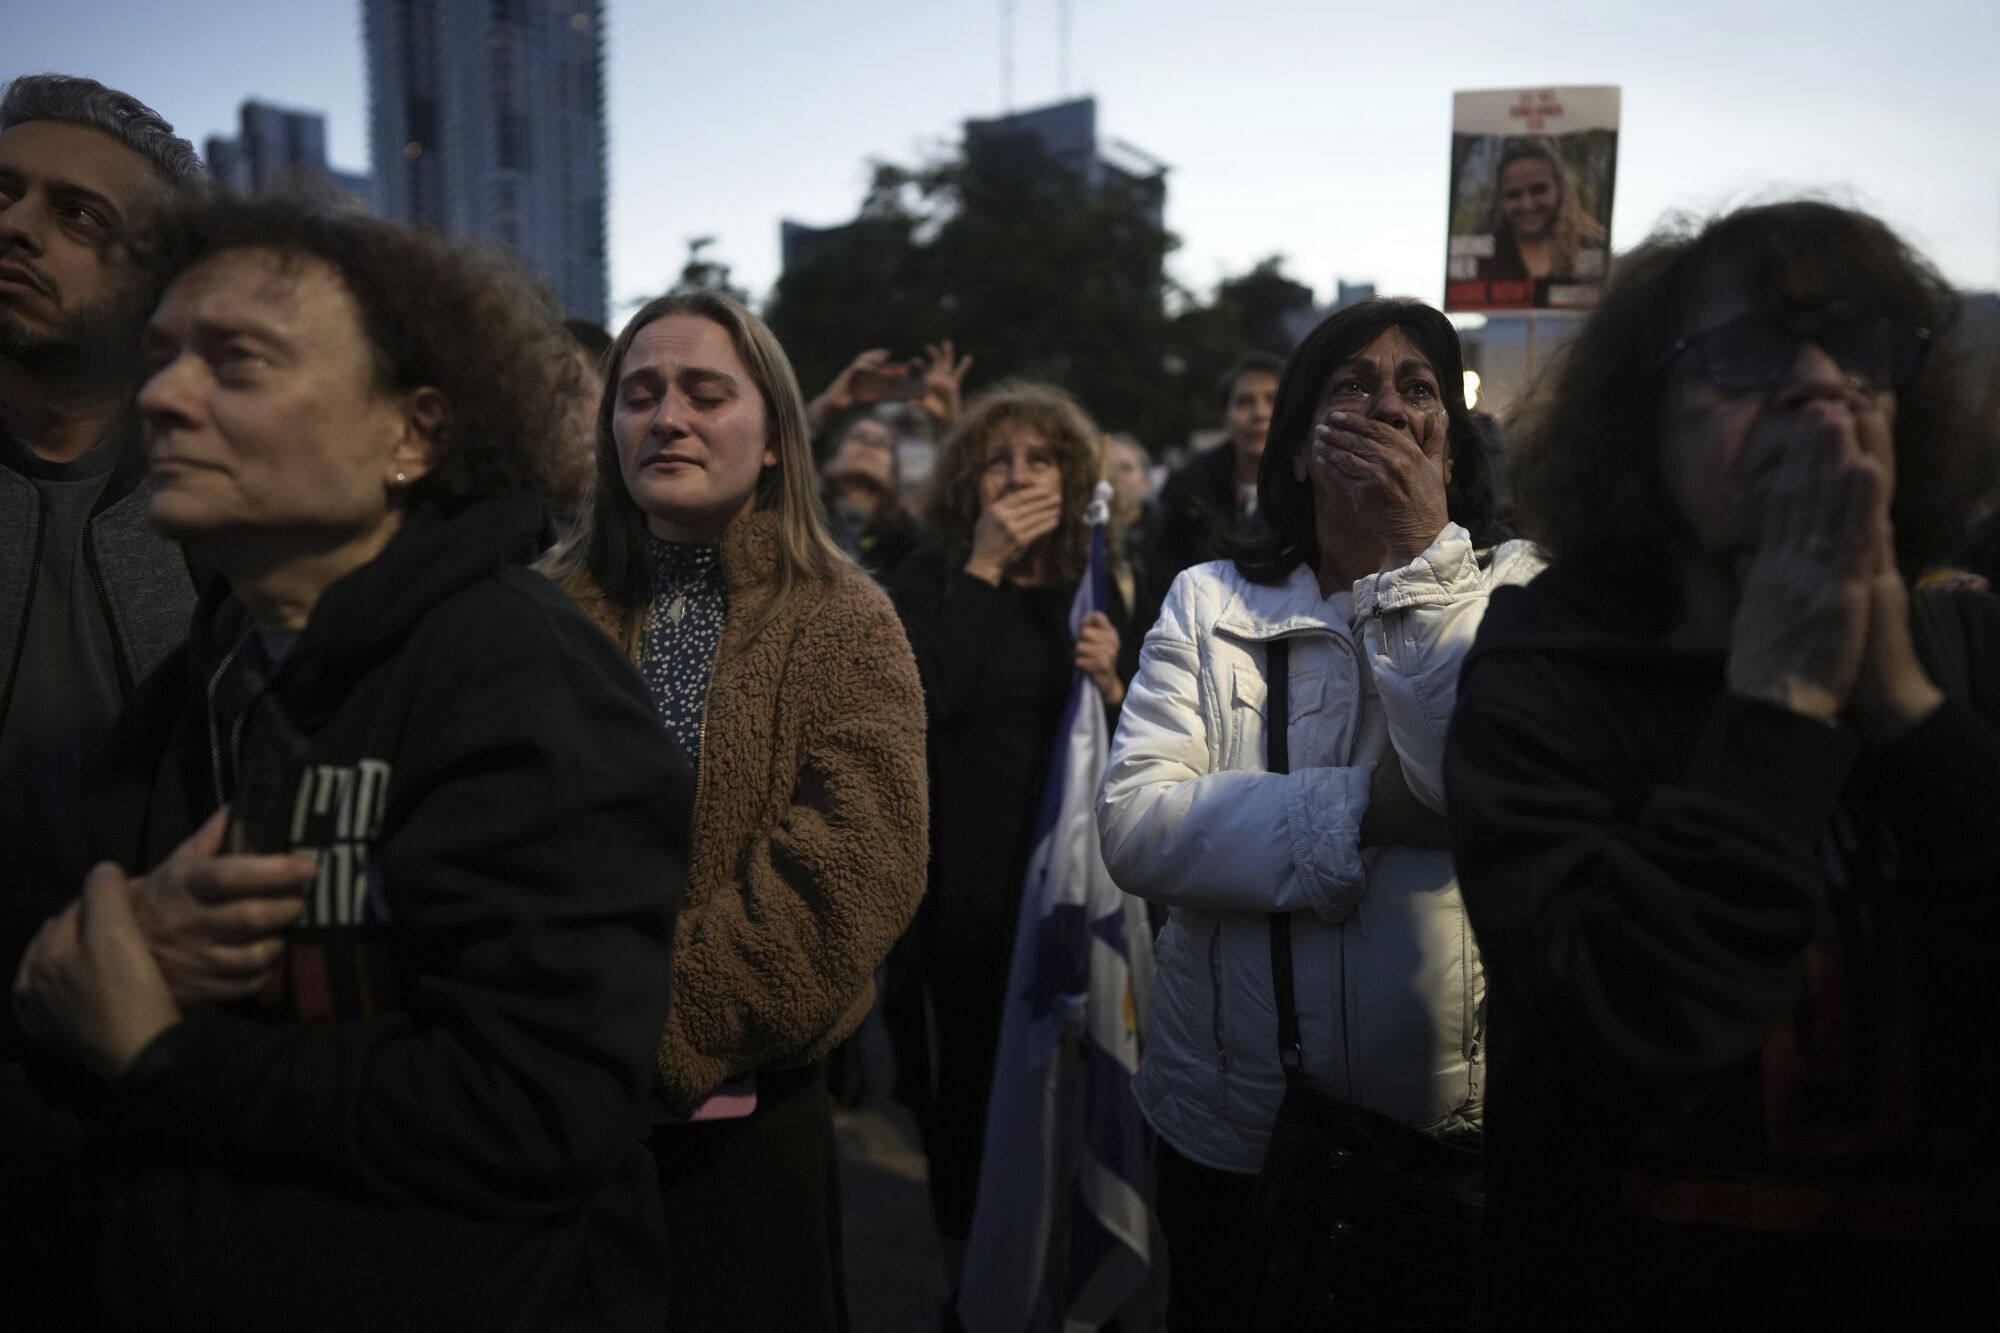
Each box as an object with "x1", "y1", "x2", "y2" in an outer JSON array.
[{"x1": 851, "y1": 358, "x2": 926, "y2": 404}]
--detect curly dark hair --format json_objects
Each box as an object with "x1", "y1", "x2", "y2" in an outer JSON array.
[
  {"x1": 1508, "y1": 199, "x2": 1996, "y2": 624},
  {"x1": 924, "y1": 379, "x2": 1101, "y2": 585},
  {"x1": 1233, "y1": 298, "x2": 1499, "y2": 584},
  {"x1": 137, "y1": 190, "x2": 580, "y2": 502}
]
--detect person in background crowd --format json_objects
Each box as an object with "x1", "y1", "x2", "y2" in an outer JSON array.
[
  {"x1": 1097, "y1": 298, "x2": 1537, "y2": 1330},
  {"x1": 1103, "y1": 431, "x2": 1158, "y2": 687},
  {"x1": 885, "y1": 380, "x2": 1131, "y2": 1293},
  {"x1": 1446, "y1": 201, "x2": 2000, "y2": 1327},
  {"x1": 543, "y1": 289, "x2": 927, "y2": 1333},
  {"x1": 545, "y1": 315, "x2": 611, "y2": 536},
  {"x1": 0, "y1": 73, "x2": 202, "y2": 1328},
  {"x1": 1148, "y1": 350, "x2": 1284, "y2": 604},
  {"x1": 11, "y1": 194, "x2": 688, "y2": 1332},
  {"x1": 806, "y1": 338, "x2": 974, "y2": 442},
  {"x1": 821, "y1": 412, "x2": 919, "y2": 582},
  {"x1": 1106, "y1": 431, "x2": 1157, "y2": 616}
]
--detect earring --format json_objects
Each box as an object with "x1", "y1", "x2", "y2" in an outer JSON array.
[{"x1": 393, "y1": 471, "x2": 408, "y2": 484}]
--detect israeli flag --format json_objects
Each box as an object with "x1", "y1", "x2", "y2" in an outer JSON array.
[{"x1": 957, "y1": 481, "x2": 1159, "y2": 1333}]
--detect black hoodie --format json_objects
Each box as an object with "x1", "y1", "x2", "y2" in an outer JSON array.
[
  {"x1": 1445, "y1": 566, "x2": 2000, "y2": 1327},
  {"x1": 70, "y1": 493, "x2": 690, "y2": 1332}
]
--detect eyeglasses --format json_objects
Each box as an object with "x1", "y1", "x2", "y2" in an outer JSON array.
[{"x1": 1651, "y1": 314, "x2": 1931, "y2": 393}]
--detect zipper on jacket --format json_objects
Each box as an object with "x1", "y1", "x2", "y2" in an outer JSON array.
[
  {"x1": 81, "y1": 521, "x2": 136, "y2": 695},
  {"x1": 690, "y1": 712, "x2": 709, "y2": 846},
  {"x1": 0, "y1": 493, "x2": 49, "y2": 748},
  {"x1": 1333, "y1": 629, "x2": 1366, "y2": 762},
  {"x1": 204, "y1": 630, "x2": 253, "y2": 809}
]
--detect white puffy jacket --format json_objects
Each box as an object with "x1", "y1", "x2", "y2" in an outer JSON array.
[{"x1": 1097, "y1": 524, "x2": 1543, "y2": 1173}]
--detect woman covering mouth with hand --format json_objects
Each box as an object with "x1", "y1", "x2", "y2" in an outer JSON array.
[{"x1": 1447, "y1": 200, "x2": 2000, "y2": 1327}]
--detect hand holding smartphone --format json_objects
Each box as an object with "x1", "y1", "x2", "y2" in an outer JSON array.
[{"x1": 850, "y1": 357, "x2": 927, "y2": 404}]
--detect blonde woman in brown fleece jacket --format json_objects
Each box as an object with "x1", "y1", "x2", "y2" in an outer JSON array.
[{"x1": 542, "y1": 290, "x2": 927, "y2": 1332}]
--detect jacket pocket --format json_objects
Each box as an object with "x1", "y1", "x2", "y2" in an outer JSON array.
[
  {"x1": 1228, "y1": 664, "x2": 1265, "y2": 772},
  {"x1": 1230, "y1": 661, "x2": 1328, "y2": 768}
]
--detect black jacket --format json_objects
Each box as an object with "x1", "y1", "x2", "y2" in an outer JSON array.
[
  {"x1": 72, "y1": 493, "x2": 690, "y2": 1332},
  {"x1": 825, "y1": 493, "x2": 920, "y2": 586},
  {"x1": 0, "y1": 428, "x2": 196, "y2": 1033},
  {"x1": 1143, "y1": 443, "x2": 1255, "y2": 633},
  {"x1": 1445, "y1": 567, "x2": 2000, "y2": 1327},
  {"x1": 888, "y1": 547, "x2": 1137, "y2": 970}
]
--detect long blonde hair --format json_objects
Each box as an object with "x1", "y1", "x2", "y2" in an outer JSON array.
[
  {"x1": 1491, "y1": 138, "x2": 1608, "y2": 278},
  {"x1": 542, "y1": 291, "x2": 846, "y2": 647}
]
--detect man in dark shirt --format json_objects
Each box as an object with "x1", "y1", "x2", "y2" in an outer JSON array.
[{"x1": 0, "y1": 74, "x2": 200, "y2": 1327}]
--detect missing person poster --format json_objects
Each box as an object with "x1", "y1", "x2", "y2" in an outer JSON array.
[{"x1": 1445, "y1": 86, "x2": 1620, "y2": 313}]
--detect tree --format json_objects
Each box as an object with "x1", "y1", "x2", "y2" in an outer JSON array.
[
  {"x1": 670, "y1": 236, "x2": 752, "y2": 305},
  {"x1": 765, "y1": 134, "x2": 1315, "y2": 454},
  {"x1": 767, "y1": 131, "x2": 1198, "y2": 448}
]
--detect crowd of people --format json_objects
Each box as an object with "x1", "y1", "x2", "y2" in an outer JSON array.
[{"x1": 2, "y1": 71, "x2": 1997, "y2": 1333}]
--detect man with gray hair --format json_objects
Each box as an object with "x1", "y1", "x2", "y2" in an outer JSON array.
[{"x1": 0, "y1": 73, "x2": 200, "y2": 1328}]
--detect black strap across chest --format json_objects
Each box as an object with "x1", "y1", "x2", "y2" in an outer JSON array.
[{"x1": 1263, "y1": 638, "x2": 1306, "y2": 1078}]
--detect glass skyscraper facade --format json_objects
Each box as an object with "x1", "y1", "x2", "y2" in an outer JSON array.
[
  {"x1": 205, "y1": 101, "x2": 370, "y2": 206},
  {"x1": 364, "y1": 0, "x2": 607, "y2": 322}
]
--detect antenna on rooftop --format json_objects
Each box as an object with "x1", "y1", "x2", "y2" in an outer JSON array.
[
  {"x1": 1001, "y1": 0, "x2": 1015, "y2": 112},
  {"x1": 1058, "y1": 0, "x2": 1072, "y2": 99}
]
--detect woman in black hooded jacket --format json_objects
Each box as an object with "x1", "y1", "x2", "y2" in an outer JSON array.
[{"x1": 12, "y1": 197, "x2": 689, "y2": 1333}]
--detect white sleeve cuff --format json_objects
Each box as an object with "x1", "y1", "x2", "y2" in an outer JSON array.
[{"x1": 1286, "y1": 764, "x2": 1374, "y2": 925}]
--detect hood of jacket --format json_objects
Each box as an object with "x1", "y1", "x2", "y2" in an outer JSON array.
[{"x1": 185, "y1": 492, "x2": 547, "y2": 728}]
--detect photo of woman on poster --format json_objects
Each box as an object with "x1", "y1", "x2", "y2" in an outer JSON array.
[
  {"x1": 1443, "y1": 86, "x2": 1620, "y2": 314},
  {"x1": 1474, "y1": 138, "x2": 1608, "y2": 288}
]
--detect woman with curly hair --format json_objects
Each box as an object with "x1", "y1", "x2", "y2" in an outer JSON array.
[
  {"x1": 1475, "y1": 137, "x2": 1609, "y2": 296},
  {"x1": 11, "y1": 194, "x2": 690, "y2": 1329},
  {"x1": 884, "y1": 379, "x2": 1131, "y2": 1279},
  {"x1": 541, "y1": 289, "x2": 928, "y2": 1332},
  {"x1": 1446, "y1": 200, "x2": 2000, "y2": 1325}
]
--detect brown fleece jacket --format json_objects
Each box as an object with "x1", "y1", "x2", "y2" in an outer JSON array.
[{"x1": 567, "y1": 509, "x2": 928, "y2": 1112}]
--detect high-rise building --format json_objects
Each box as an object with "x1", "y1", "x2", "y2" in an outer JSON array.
[
  {"x1": 363, "y1": 0, "x2": 608, "y2": 322},
  {"x1": 205, "y1": 101, "x2": 370, "y2": 208},
  {"x1": 963, "y1": 97, "x2": 1167, "y2": 220},
  {"x1": 781, "y1": 96, "x2": 1167, "y2": 275}
]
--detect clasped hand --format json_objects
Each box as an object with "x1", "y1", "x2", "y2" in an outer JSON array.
[
  {"x1": 11, "y1": 808, "x2": 316, "y2": 1083},
  {"x1": 1726, "y1": 402, "x2": 1942, "y2": 742},
  {"x1": 1075, "y1": 611, "x2": 1124, "y2": 708}
]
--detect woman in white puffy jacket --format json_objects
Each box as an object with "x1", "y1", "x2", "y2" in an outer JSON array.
[{"x1": 1096, "y1": 299, "x2": 1541, "y2": 1330}]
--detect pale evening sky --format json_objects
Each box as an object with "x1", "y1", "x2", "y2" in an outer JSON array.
[{"x1": 11, "y1": 0, "x2": 2000, "y2": 320}]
